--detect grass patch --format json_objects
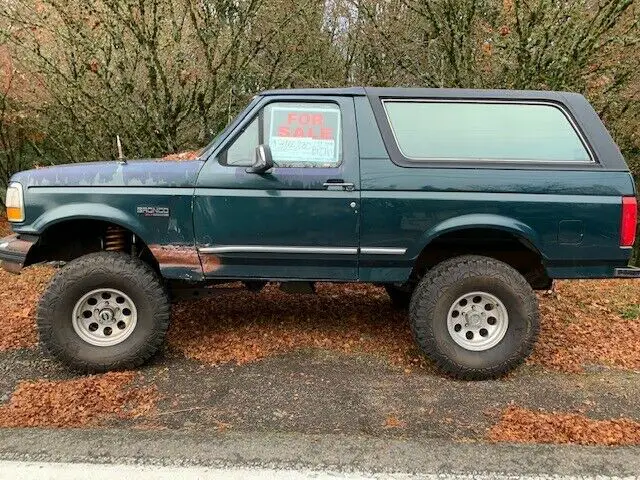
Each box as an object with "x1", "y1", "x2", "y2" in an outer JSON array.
[{"x1": 620, "y1": 304, "x2": 640, "y2": 320}]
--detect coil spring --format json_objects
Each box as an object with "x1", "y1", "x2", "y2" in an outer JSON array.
[{"x1": 104, "y1": 225, "x2": 126, "y2": 251}]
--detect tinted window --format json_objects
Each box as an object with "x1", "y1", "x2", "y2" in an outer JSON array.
[
  {"x1": 383, "y1": 101, "x2": 591, "y2": 163},
  {"x1": 219, "y1": 102, "x2": 342, "y2": 168}
]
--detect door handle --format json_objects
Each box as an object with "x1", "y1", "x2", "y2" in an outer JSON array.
[{"x1": 323, "y1": 180, "x2": 355, "y2": 191}]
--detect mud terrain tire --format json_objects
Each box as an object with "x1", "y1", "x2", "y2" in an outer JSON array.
[
  {"x1": 37, "y1": 252, "x2": 170, "y2": 372},
  {"x1": 409, "y1": 255, "x2": 539, "y2": 380}
]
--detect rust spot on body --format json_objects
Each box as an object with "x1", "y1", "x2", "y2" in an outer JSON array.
[
  {"x1": 201, "y1": 253, "x2": 221, "y2": 274},
  {"x1": 149, "y1": 244, "x2": 201, "y2": 270}
]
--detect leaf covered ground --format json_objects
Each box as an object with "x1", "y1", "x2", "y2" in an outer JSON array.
[
  {"x1": 0, "y1": 215, "x2": 9, "y2": 237},
  {"x1": 489, "y1": 405, "x2": 640, "y2": 446},
  {"x1": 166, "y1": 280, "x2": 640, "y2": 373},
  {"x1": 167, "y1": 283, "x2": 426, "y2": 371},
  {"x1": 0, "y1": 264, "x2": 53, "y2": 351},
  {"x1": 0, "y1": 216, "x2": 639, "y2": 444},
  {"x1": 531, "y1": 280, "x2": 640, "y2": 371},
  {"x1": 0, "y1": 372, "x2": 157, "y2": 428}
]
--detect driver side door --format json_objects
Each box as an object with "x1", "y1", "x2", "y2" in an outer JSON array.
[{"x1": 193, "y1": 95, "x2": 360, "y2": 281}]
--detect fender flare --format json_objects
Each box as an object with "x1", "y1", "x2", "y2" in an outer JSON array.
[
  {"x1": 24, "y1": 203, "x2": 204, "y2": 281},
  {"x1": 28, "y1": 203, "x2": 149, "y2": 243},
  {"x1": 411, "y1": 213, "x2": 546, "y2": 259}
]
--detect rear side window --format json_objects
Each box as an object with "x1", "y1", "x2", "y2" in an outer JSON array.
[{"x1": 383, "y1": 101, "x2": 592, "y2": 163}]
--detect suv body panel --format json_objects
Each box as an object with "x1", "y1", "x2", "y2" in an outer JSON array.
[
  {"x1": 194, "y1": 95, "x2": 360, "y2": 280},
  {"x1": 1, "y1": 88, "x2": 636, "y2": 283},
  {"x1": 354, "y1": 94, "x2": 635, "y2": 281},
  {"x1": 7, "y1": 160, "x2": 204, "y2": 280}
]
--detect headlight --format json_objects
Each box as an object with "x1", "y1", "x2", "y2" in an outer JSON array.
[{"x1": 5, "y1": 182, "x2": 25, "y2": 222}]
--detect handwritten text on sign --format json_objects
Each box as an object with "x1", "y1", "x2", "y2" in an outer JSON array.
[{"x1": 268, "y1": 106, "x2": 341, "y2": 164}]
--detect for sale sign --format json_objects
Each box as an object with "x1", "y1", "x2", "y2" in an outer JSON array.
[{"x1": 268, "y1": 106, "x2": 341, "y2": 166}]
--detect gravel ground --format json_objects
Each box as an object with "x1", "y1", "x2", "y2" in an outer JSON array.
[
  {"x1": 4, "y1": 429, "x2": 640, "y2": 477},
  {"x1": 1, "y1": 341, "x2": 639, "y2": 443}
]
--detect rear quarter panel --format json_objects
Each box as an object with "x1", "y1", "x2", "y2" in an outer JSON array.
[{"x1": 355, "y1": 94, "x2": 636, "y2": 282}]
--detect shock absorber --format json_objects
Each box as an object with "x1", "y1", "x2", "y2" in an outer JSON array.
[{"x1": 104, "y1": 225, "x2": 127, "y2": 251}]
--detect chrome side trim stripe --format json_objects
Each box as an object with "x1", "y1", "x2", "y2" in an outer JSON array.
[
  {"x1": 360, "y1": 247, "x2": 407, "y2": 255},
  {"x1": 198, "y1": 246, "x2": 407, "y2": 255},
  {"x1": 198, "y1": 246, "x2": 358, "y2": 255}
]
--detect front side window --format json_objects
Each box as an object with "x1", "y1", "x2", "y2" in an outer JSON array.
[
  {"x1": 383, "y1": 101, "x2": 592, "y2": 163},
  {"x1": 222, "y1": 117, "x2": 259, "y2": 166},
  {"x1": 219, "y1": 101, "x2": 342, "y2": 168}
]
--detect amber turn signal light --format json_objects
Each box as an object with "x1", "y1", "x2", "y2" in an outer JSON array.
[{"x1": 5, "y1": 183, "x2": 25, "y2": 222}]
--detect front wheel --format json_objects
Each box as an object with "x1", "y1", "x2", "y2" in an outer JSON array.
[
  {"x1": 409, "y1": 255, "x2": 540, "y2": 380},
  {"x1": 37, "y1": 252, "x2": 171, "y2": 372}
]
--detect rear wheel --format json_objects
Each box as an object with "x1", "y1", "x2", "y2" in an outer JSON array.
[
  {"x1": 37, "y1": 252, "x2": 170, "y2": 372},
  {"x1": 409, "y1": 255, "x2": 539, "y2": 380}
]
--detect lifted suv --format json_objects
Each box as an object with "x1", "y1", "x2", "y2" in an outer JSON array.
[{"x1": 1, "y1": 87, "x2": 638, "y2": 379}]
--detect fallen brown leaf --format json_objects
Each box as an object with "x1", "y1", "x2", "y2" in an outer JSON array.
[
  {"x1": 0, "y1": 264, "x2": 54, "y2": 351},
  {"x1": 0, "y1": 372, "x2": 158, "y2": 427},
  {"x1": 489, "y1": 405, "x2": 640, "y2": 446},
  {"x1": 383, "y1": 414, "x2": 407, "y2": 429},
  {"x1": 215, "y1": 420, "x2": 232, "y2": 432}
]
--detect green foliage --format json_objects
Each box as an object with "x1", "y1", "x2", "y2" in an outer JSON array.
[
  {"x1": 0, "y1": 88, "x2": 44, "y2": 205},
  {"x1": 1, "y1": 0, "x2": 343, "y2": 162}
]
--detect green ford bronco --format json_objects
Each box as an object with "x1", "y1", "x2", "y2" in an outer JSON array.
[{"x1": 1, "y1": 87, "x2": 638, "y2": 379}]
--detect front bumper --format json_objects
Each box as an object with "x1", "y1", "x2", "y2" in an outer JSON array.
[
  {"x1": 0, "y1": 234, "x2": 37, "y2": 273},
  {"x1": 614, "y1": 267, "x2": 640, "y2": 279}
]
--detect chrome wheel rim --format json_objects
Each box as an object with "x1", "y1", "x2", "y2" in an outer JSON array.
[
  {"x1": 71, "y1": 288, "x2": 137, "y2": 347},
  {"x1": 446, "y1": 291, "x2": 508, "y2": 351}
]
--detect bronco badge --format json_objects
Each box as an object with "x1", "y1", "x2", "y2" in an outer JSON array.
[{"x1": 136, "y1": 206, "x2": 170, "y2": 217}]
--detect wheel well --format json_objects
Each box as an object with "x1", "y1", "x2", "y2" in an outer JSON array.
[
  {"x1": 26, "y1": 220, "x2": 159, "y2": 272},
  {"x1": 412, "y1": 228, "x2": 551, "y2": 290}
]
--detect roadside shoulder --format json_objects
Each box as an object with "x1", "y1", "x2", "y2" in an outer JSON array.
[{"x1": 0, "y1": 428, "x2": 638, "y2": 477}]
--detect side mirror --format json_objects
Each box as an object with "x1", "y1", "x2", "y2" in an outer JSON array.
[{"x1": 245, "y1": 144, "x2": 274, "y2": 174}]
